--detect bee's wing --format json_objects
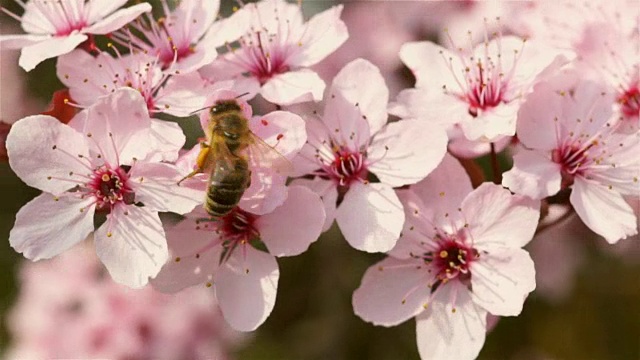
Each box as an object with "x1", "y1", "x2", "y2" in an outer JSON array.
[
  {"x1": 209, "y1": 132, "x2": 236, "y2": 172},
  {"x1": 245, "y1": 132, "x2": 293, "y2": 176}
]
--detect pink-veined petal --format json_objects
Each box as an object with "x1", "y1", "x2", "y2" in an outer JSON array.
[
  {"x1": 329, "y1": 58, "x2": 388, "y2": 135},
  {"x1": 154, "y1": 72, "x2": 209, "y2": 117},
  {"x1": 70, "y1": 88, "x2": 153, "y2": 165},
  {"x1": 368, "y1": 119, "x2": 447, "y2": 187},
  {"x1": 502, "y1": 150, "x2": 562, "y2": 199},
  {"x1": 86, "y1": 0, "x2": 128, "y2": 24},
  {"x1": 7, "y1": 115, "x2": 91, "y2": 195},
  {"x1": 18, "y1": 33, "x2": 87, "y2": 72},
  {"x1": 151, "y1": 209, "x2": 221, "y2": 293},
  {"x1": 570, "y1": 178, "x2": 638, "y2": 243},
  {"x1": 460, "y1": 101, "x2": 520, "y2": 141},
  {"x1": 416, "y1": 284, "x2": 487, "y2": 360},
  {"x1": 471, "y1": 248, "x2": 536, "y2": 316},
  {"x1": 289, "y1": 5, "x2": 347, "y2": 67},
  {"x1": 388, "y1": 88, "x2": 464, "y2": 129},
  {"x1": 322, "y1": 90, "x2": 371, "y2": 151},
  {"x1": 289, "y1": 177, "x2": 338, "y2": 232},
  {"x1": 260, "y1": 69, "x2": 325, "y2": 105},
  {"x1": 399, "y1": 41, "x2": 462, "y2": 90},
  {"x1": 84, "y1": 3, "x2": 152, "y2": 35},
  {"x1": 148, "y1": 119, "x2": 186, "y2": 163},
  {"x1": 238, "y1": 170, "x2": 288, "y2": 216},
  {"x1": 216, "y1": 246, "x2": 279, "y2": 331},
  {"x1": 389, "y1": 189, "x2": 438, "y2": 260},
  {"x1": 128, "y1": 162, "x2": 202, "y2": 214},
  {"x1": 353, "y1": 257, "x2": 431, "y2": 327},
  {"x1": 248, "y1": 110, "x2": 307, "y2": 160},
  {"x1": 0, "y1": 34, "x2": 49, "y2": 50},
  {"x1": 10, "y1": 193, "x2": 95, "y2": 261},
  {"x1": 257, "y1": 186, "x2": 325, "y2": 257},
  {"x1": 461, "y1": 183, "x2": 540, "y2": 249},
  {"x1": 516, "y1": 81, "x2": 563, "y2": 151},
  {"x1": 94, "y1": 206, "x2": 168, "y2": 289},
  {"x1": 336, "y1": 182, "x2": 404, "y2": 253}
]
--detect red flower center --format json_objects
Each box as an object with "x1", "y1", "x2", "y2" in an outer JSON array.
[
  {"x1": 464, "y1": 62, "x2": 507, "y2": 117},
  {"x1": 618, "y1": 85, "x2": 640, "y2": 119},
  {"x1": 323, "y1": 148, "x2": 367, "y2": 188},
  {"x1": 87, "y1": 165, "x2": 134, "y2": 210}
]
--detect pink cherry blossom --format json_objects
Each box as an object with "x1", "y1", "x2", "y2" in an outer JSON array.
[
  {"x1": 503, "y1": 69, "x2": 640, "y2": 243},
  {"x1": 152, "y1": 185, "x2": 325, "y2": 331},
  {"x1": 0, "y1": 0, "x2": 152, "y2": 71},
  {"x1": 352, "y1": 154, "x2": 540, "y2": 359},
  {"x1": 6, "y1": 88, "x2": 202, "y2": 288},
  {"x1": 395, "y1": 31, "x2": 559, "y2": 142},
  {"x1": 199, "y1": 0, "x2": 348, "y2": 105},
  {"x1": 111, "y1": 0, "x2": 229, "y2": 74},
  {"x1": 56, "y1": 49, "x2": 211, "y2": 118},
  {"x1": 292, "y1": 58, "x2": 448, "y2": 253},
  {"x1": 6, "y1": 243, "x2": 244, "y2": 359}
]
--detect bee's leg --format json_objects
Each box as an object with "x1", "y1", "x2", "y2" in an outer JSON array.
[
  {"x1": 177, "y1": 142, "x2": 211, "y2": 185},
  {"x1": 247, "y1": 170, "x2": 252, "y2": 188}
]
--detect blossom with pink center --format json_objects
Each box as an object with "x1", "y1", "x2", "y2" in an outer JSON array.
[
  {"x1": 503, "y1": 70, "x2": 640, "y2": 243},
  {"x1": 291, "y1": 59, "x2": 448, "y2": 253},
  {"x1": 151, "y1": 185, "x2": 325, "y2": 331},
  {"x1": 0, "y1": 0, "x2": 152, "y2": 71},
  {"x1": 6, "y1": 243, "x2": 244, "y2": 359},
  {"x1": 111, "y1": 0, "x2": 232, "y2": 74},
  {"x1": 352, "y1": 154, "x2": 539, "y2": 360},
  {"x1": 394, "y1": 32, "x2": 558, "y2": 143},
  {"x1": 56, "y1": 49, "x2": 211, "y2": 118},
  {"x1": 199, "y1": 0, "x2": 348, "y2": 106},
  {"x1": 6, "y1": 88, "x2": 202, "y2": 288}
]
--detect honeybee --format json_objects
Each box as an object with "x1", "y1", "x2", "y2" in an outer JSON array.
[{"x1": 179, "y1": 98, "x2": 291, "y2": 217}]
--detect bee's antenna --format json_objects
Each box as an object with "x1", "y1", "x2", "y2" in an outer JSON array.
[
  {"x1": 235, "y1": 92, "x2": 250, "y2": 99},
  {"x1": 189, "y1": 105, "x2": 212, "y2": 116}
]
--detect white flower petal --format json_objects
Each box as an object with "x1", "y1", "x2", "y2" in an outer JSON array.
[
  {"x1": 399, "y1": 41, "x2": 462, "y2": 90},
  {"x1": 154, "y1": 72, "x2": 209, "y2": 117},
  {"x1": 461, "y1": 183, "x2": 540, "y2": 249},
  {"x1": 353, "y1": 257, "x2": 431, "y2": 327},
  {"x1": 261, "y1": 69, "x2": 325, "y2": 105},
  {"x1": 0, "y1": 34, "x2": 49, "y2": 50},
  {"x1": 10, "y1": 194, "x2": 95, "y2": 261},
  {"x1": 70, "y1": 88, "x2": 153, "y2": 165},
  {"x1": 289, "y1": 177, "x2": 338, "y2": 232},
  {"x1": 336, "y1": 182, "x2": 404, "y2": 253},
  {"x1": 291, "y1": 4, "x2": 347, "y2": 67},
  {"x1": 84, "y1": 3, "x2": 152, "y2": 35},
  {"x1": 86, "y1": 0, "x2": 128, "y2": 24},
  {"x1": 216, "y1": 246, "x2": 279, "y2": 331},
  {"x1": 94, "y1": 206, "x2": 168, "y2": 289},
  {"x1": 368, "y1": 119, "x2": 447, "y2": 187},
  {"x1": 148, "y1": 119, "x2": 186, "y2": 163},
  {"x1": 416, "y1": 285, "x2": 487, "y2": 360},
  {"x1": 329, "y1": 58, "x2": 388, "y2": 135},
  {"x1": 571, "y1": 178, "x2": 638, "y2": 243},
  {"x1": 151, "y1": 210, "x2": 221, "y2": 293},
  {"x1": 19, "y1": 33, "x2": 87, "y2": 72},
  {"x1": 128, "y1": 162, "x2": 202, "y2": 214},
  {"x1": 471, "y1": 249, "x2": 536, "y2": 316},
  {"x1": 7, "y1": 115, "x2": 91, "y2": 195},
  {"x1": 257, "y1": 186, "x2": 325, "y2": 257},
  {"x1": 502, "y1": 150, "x2": 562, "y2": 199},
  {"x1": 248, "y1": 110, "x2": 307, "y2": 160},
  {"x1": 516, "y1": 81, "x2": 563, "y2": 151}
]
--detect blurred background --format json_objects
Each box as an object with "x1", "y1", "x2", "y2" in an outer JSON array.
[{"x1": 1, "y1": 1, "x2": 639, "y2": 359}]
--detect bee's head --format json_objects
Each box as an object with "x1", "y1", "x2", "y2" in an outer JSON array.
[{"x1": 210, "y1": 100, "x2": 242, "y2": 116}]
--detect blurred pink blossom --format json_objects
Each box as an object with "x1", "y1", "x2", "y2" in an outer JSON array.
[{"x1": 7, "y1": 242, "x2": 244, "y2": 360}]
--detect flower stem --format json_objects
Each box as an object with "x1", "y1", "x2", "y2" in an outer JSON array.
[{"x1": 490, "y1": 142, "x2": 501, "y2": 184}]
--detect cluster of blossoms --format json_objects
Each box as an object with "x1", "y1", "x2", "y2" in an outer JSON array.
[{"x1": 1, "y1": 0, "x2": 638, "y2": 359}]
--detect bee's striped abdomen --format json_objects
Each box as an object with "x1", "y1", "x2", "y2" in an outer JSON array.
[{"x1": 205, "y1": 157, "x2": 251, "y2": 217}]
